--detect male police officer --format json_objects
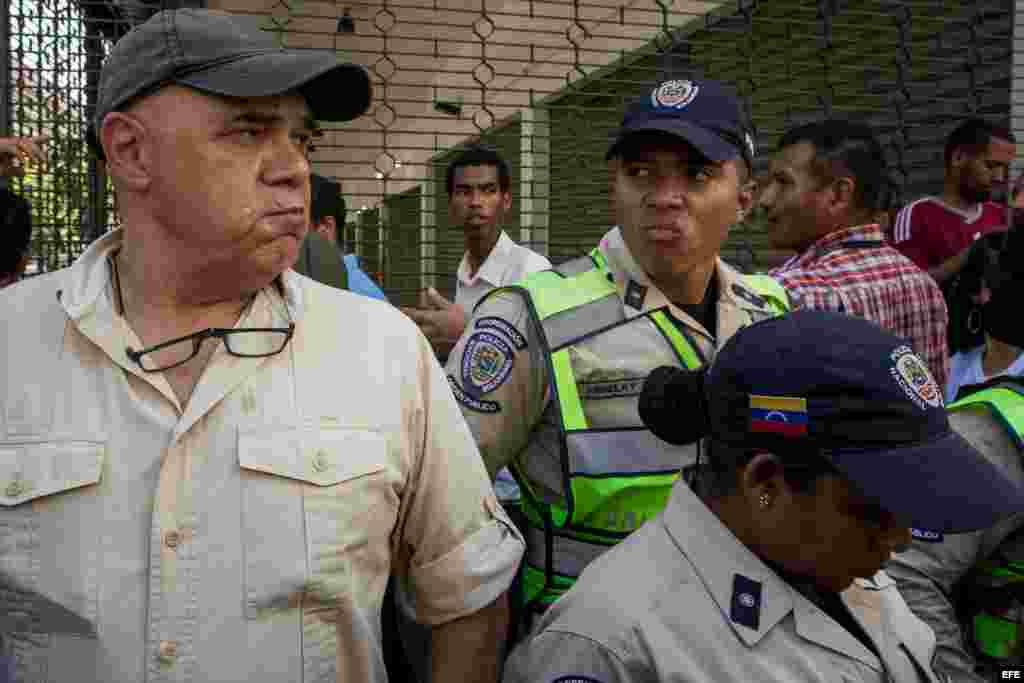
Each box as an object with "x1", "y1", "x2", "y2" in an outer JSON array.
[
  {"x1": 445, "y1": 78, "x2": 788, "y2": 630},
  {"x1": 888, "y1": 222, "x2": 1024, "y2": 682}
]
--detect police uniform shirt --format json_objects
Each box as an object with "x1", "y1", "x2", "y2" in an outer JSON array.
[
  {"x1": 444, "y1": 227, "x2": 780, "y2": 503},
  {"x1": 503, "y1": 481, "x2": 943, "y2": 683},
  {"x1": 887, "y1": 408, "x2": 1024, "y2": 683}
]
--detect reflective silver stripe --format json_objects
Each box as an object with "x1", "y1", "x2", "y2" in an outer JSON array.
[
  {"x1": 566, "y1": 429, "x2": 694, "y2": 476},
  {"x1": 554, "y1": 255, "x2": 597, "y2": 277},
  {"x1": 524, "y1": 526, "x2": 611, "y2": 577},
  {"x1": 542, "y1": 292, "x2": 624, "y2": 350}
]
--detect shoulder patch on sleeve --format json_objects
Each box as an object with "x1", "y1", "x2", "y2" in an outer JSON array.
[
  {"x1": 552, "y1": 677, "x2": 605, "y2": 683},
  {"x1": 447, "y1": 375, "x2": 501, "y2": 413},
  {"x1": 462, "y1": 331, "x2": 515, "y2": 397},
  {"x1": 475, "y1": 316, "x2": 527, "y2": 350}
]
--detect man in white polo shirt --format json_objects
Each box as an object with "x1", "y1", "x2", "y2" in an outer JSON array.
[
  {"x1": 404, "y1": 145, "x2": 550, "y2": 362},
  {"x1": 450, "y1": 145, "x2": 551, "y2": 312},
  {"x1": 404, "y1": 145, "x2": 549, "y2": 503}
]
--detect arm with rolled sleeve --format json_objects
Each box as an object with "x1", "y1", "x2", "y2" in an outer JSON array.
[
  {"x1": 396, "y1": 324, "x2": 525, "y2": 682},
  {"x1": 888, "y1": 408, "x2": 1024, "y2": 683},
  {"x1": 887, "y1": 532, "x2": 988, "y2": 683},
  {"x1": 444, "y1": 291, "x2": 550, "y2": 481},
  {"x1": 887, "y1": 513, "x2": 1024, "y2": 683}
]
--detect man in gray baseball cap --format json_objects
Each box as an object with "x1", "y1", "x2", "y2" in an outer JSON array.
[
  {"x1": 87, "y1": 7, "x2": 371, "y2": 155},
  {"x1": 0, "y1": 8, "x2": 523, "y2": 683}
]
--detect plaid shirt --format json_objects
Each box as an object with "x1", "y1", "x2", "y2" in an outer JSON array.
[{"x1": 770, "y1": 224, "x2": 950, "y2": 388}]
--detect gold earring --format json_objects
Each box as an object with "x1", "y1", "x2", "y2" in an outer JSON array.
[{"x1": 759, "y1": 493, "x2": 771, "y2": 508}]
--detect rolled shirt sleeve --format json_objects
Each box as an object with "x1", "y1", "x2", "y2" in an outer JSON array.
[
  {"x1": 396, "y1": 324, "x2": 524, "y2": 625},
  {"x1": 887, "y1": 532, "x2": 989, "y2": 683},
  {"x1": 886, "y1": 409, "x2": 1024, "y2": 683}
]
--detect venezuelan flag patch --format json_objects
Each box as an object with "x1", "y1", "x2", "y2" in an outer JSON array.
[{"x1": 749, "y1": 395, "x2": 808, "y2": 437}]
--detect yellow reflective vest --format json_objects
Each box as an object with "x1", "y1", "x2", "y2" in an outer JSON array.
[
  {"x1": 497, "y1": 248, "x2": 789, "y2": 614},
  {"x1": 948, "y1": 381, "x2": 1024, "y2": 663}
]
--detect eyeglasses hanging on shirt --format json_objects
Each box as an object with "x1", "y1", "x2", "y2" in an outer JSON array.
[{"x1": 110, "y1": 253, "x2": 295, "y2": 373}]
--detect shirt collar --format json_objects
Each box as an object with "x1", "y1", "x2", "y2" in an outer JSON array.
[
  {"x1": 810, "y1": 223, "x2": 884, "y2": 252},
  {"x1": 786, "y1": 224, "x2": 884, "y2": 267},
  {"x1": 59, "y1": 228, "x2": 306, "y2": 408},
  {"x1": 662, "y1": 481, "x2": 890, "y2": 667},
  {"x1": 457, "y1": 230, "x2": 512, "y2": 287},
  {"x1": 56, "y1": 228, "x2": 312, "y2": 433},
  {"x1": 597, "y1": 227, "x2": 775, "y2": 336},
  {"x1": 927, "y1": 196, "x2": 985, "y2": 222},
  {"x1": 59, "y1": 227, "x2": 307, "y2": 325},
  {"x1": 661, "y1": 482, "x2": 796, "y2": 646}
]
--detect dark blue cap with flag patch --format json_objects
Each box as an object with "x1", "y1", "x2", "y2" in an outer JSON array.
[
  {"x1": 639, "y1": 310, "x2": 1024, "y2": 534},
  {"x1": 607, "y1": 79, "x2": 755, "y2": 166}
]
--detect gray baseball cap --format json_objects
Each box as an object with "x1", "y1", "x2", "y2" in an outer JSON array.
[{"x1": 91, "y1": 8, "x2": 371, "y2": 147}]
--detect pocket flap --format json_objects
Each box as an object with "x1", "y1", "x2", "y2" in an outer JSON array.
[
  {"x1": 0, "y1": 440, "x2": 105, "y2": 507},
  {"x1": 238, "y1": 427, "x2": 387, "y2": 486}
]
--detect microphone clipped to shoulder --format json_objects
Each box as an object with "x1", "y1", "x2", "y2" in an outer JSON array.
[{"x1": 638, "y1": 366, "x2": 712, "y2": 446}]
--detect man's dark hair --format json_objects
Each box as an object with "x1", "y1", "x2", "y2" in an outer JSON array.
[
  {"x1": 310, "y1": 173, "x2": 346, "y2": 245},
  {"x1": 778, "y1": 119, "x2": 889, "y2": 212},
  {"x1": 695, "y1": 439, "x2": 839, "y2": 500},
  {"x1": 1, "y1": 189, "x2": 32, "y2": 279},
  {"x1": 944, "y1": 118, "x2": 1016, "y2": 168},
  {"x1": 445, "y1": 144, "x2": 511, "y2": 197}
]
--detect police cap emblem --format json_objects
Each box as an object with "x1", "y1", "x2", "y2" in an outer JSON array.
[
  {"x1": 889, "y1": 345, "x2": 942, "y2": 410},
  {"x1": 651, "y1": 80, "x2": 700, "y2": 110}
]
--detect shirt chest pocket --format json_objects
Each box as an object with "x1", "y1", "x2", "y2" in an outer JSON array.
[
  {"x1": 237, "y1": 427, "x2": 397, "y2": 619},
  {"x1": 0, "y1": 440, "x2": 106, "y2": 637}
]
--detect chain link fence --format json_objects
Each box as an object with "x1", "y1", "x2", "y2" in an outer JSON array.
[{"x1": 5, "y1": 0, "x2": 1020, "y2": 306}]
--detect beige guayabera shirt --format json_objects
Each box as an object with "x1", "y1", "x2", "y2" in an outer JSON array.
[{"x1": 0, "y1": 229, "x2": 524, "y2": 683}]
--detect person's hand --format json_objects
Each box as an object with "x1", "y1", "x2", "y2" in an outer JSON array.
[
  {"x1": 0, "y1": 136, "x2": 48, "y2": 177},
  {"x1": 400, "y1": 287, "x2": 468, "y2": 357}
]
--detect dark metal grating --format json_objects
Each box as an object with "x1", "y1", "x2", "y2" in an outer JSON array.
[{"x1": 5, "y1": 0, "x2": 1017, "y2": 306}]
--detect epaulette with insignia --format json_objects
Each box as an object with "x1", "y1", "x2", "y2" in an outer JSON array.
[{"x1": 730, "y1": 283, "x2": 766, "y2": 309}]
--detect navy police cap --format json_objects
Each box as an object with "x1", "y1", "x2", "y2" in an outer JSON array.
[
  {"x1": 639, "y1": 310, "x2": 1024, "y2": 534},
  {"x1": 607, "y1": 79, "x2": 755, "y2": 166}
]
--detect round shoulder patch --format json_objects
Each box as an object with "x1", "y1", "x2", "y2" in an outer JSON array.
[
  {"x1": 461, "y1": 331, "x2": 515, "y2": 397},
  {"x1": 889, "y1": 345, "x2": 942, "y2": 409},
  {"x1": 651, "y1": 80, "x2": 700, "y2": 110}
]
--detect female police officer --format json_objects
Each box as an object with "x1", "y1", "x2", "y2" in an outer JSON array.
[{"x1": 502, "y1": 310, "x2": 1024, "y2": 682}]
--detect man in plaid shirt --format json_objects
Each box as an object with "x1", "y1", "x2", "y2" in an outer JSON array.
[{"x1": 759, "y1": 119, "x2": 950, "y2": 387}]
